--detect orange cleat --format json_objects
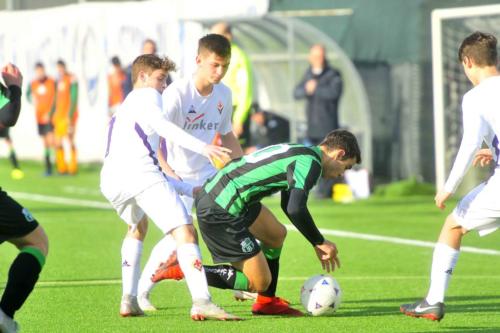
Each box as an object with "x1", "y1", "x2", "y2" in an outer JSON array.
[
  {"x1": 252, "y1": 296, "x2": 303, "y2": 316},
  {"x1": 151, "y1": 251, "x2": 184, "y2": 282}
]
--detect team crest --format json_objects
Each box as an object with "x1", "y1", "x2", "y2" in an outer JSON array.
[
  {"x1": 240, "y1": 237, "x2": 255, "y2": 253},
  {"x1": 22, "y1": 208, "x2": 35, "y2": 222},
  {"x1": 217, "y1": 101, "x2": 224, "y2": 114},
  {"x1": 188, "y1": 105, "x2": 196, "y2": 114},
  {"x1": 193, "y1": 259, "x2": 203, "y2": 271}
]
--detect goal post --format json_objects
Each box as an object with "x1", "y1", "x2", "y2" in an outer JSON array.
[{"x1": 431, "y1": 4, "x2": 500, "y2": 189}]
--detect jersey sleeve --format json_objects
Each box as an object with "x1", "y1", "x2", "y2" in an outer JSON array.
[
  {"x1": 287, "y1": 156, "x2": 322, "y2": 193},
  {"x1": 0, "y1": 84, "x2": 22, "y2": 127},
  {"x1": 218, "y1": 88, "x2": 233, "y2": 135},
  {"x1": 444, "y1": 94, "x2": 490, "y2": 193}
]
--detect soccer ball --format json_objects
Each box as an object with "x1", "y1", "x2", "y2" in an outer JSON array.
[{"x1": 300, "y1": 274, "x2": 342, "y2": 316}]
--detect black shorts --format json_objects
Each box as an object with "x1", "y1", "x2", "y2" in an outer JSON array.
[
  {"x1": 38, "y1": 123, "x2": 53, "y2": 136},
  {"x1": 195, "y1": 190, "x2": 262, "y2": 264},
  {"x1": 0, "y1": 189, "x2": 39, "y2": 244},
  {"x1": 0, "y1": 127, "x2": 10, "y2": 139}
]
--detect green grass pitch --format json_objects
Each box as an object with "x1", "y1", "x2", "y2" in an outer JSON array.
[{"x1": 1, "y1": 161, "x2": 500, "y2": 332}]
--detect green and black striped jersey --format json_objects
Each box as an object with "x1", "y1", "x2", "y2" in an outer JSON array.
[{"x1": 204, "y1": 143, "x2": 323, "y2": 216}]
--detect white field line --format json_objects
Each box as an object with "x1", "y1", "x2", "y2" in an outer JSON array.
[
  {"x1": 26, "y1": 275, "x2": 500, "y2": 288},
  {"x1": 9, "y1": 191, "x2": 112, "y2": 210},
  {"x1": 9, "y1": 192, "x2": 500, "y2": 256},
  {"x1": 285, "y1": 225, "x2": 500, "y2": 256}
]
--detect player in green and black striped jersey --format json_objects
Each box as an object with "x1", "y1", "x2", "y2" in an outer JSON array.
[
  {"x1": 191, "y1": 129, "x2": 360, "y2": 316},
  {"x1": 0, "y1": 63, "x2": 49, "y2": 333}
]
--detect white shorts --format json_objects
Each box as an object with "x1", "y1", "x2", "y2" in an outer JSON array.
[
  {"x1": 453, "y1": 170, "x2": 500, "y2": 236},
  {"x1": 178, "y1": 166, "x2": 217, "y2": 212},
  {"x1": 112, "y1": 181, "x2": 191, "y2": 234}
]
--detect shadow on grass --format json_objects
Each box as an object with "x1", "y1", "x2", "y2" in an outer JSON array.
[{"x1": 337, "y1": 295, "x2": 500, "y2": 319}]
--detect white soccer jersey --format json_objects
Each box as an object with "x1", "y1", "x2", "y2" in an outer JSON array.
[
  {"x1": 162, "y1": 77, "x2": 233, "y2": 177},
  {"x1": 100, "y1": 88, "x2": 207, "y2": 205},
  {"x1": 444, "y1": 76, "x2": 500, "y2": 193}
]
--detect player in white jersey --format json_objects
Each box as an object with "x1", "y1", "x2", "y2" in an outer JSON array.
[
  {"x1": 401, "y1": 32, "x2": 500, "y2": 322},
  {"x1": 100, "y1": 54, "x2": 238, "y2": 321},
  {"x1": 136, "y1": 33, "x2": 246, "y2": 311}
]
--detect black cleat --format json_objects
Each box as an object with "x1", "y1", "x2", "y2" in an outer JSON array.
[{"x1": 400, "y1": 299, "x2": 445, "y2": 321}]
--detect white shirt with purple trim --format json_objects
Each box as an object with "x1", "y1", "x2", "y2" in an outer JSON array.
[
  {"x1": 100, "y1": 88, "x2": 206, "y2": 206},
  {"x1": 162, "y1": 78, "x2": 233, "y2": 178},
  {"x1": 444, "y1": 75, "x2": 500, "y2": 194}
]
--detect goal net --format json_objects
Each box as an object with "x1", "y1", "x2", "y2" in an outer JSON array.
[{"x1": 432, "y1": 4, "x2": 500, "y2": 190}]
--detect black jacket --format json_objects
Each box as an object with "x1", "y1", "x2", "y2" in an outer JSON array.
[{"x1": 294, "y1": 65, "x2": 343, "y2": 139}]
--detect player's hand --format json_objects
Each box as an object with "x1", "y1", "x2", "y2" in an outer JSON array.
[
  {"x1": 314, "y1": 240, "x2": 340, "y2": 273},
  {"x1": 2, "y1": 63, "x2": 23, "y2": 87},
  {"x1": 473, "y1": 148, "x2": 493, "y2": 167},
  {"x1": 204, "y1": 144, "x2": 232, "y2": 167},
  {"x1": 434, "y1": 190, "x2": 452, "y2": 210},
  {"x1": 305, "y1": 79, "x2": 317, "y2": 95}
]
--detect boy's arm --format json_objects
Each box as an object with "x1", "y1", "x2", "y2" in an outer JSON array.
[
  {"x1": 443, "y1": 96, "x2": 488, "y2": 194},
  {"x1": 280, "y1": 189, "x2": 324, "y2": 245},
  {"x1": 221, "y1": 131, "x2": 244, "y2": 159},
  {"x1": 0, "y1": 84, "x2": 22, "y2": 127}
]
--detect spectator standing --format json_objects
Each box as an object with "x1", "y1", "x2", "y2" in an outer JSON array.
[
  {"x1": 26, "y1": 62, "x2": 56, "y2": 176},
  {"x1": 294, "y1": 44, "x2": 343, "y2": 198}
]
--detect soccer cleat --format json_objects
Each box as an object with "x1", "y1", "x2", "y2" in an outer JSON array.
[
  {"x1": 252, "y1": 296, "x2": 303, "y2": 316},
  {"x1": 0, "y1": 308, "x2": 19, "y2": 333},
  {"x1": 190, "y1": 299, "x2": 241, "y2": 321},
  {"x1": 400, "y1": 299, "x2": 445, "y2": 321},
  {"x1": 151, "y1": 252, "x2": 184, "y2": 282},
  {"x1": 119, "y1": 294, "x2": 145, "y2": 317},
  {"x1": 138, "y1": 292, "x2": 157, "y2": 312},
  {"x1": 233, "y1": 290, "x2": 258, "y2": 302}
]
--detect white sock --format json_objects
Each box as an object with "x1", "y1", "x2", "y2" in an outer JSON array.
[
  {"x1": 138, "y1": 234, "x2": 177, "y2": 295},
  {"x1": 425, "y1": 243, "x2": 460, "y2": 305},
  {"x1": 121, "y1": 237, "x2": 143, "y2": 297},
  {"x1": 177, "y1": 243, "x2": 211, "y2": 302}
]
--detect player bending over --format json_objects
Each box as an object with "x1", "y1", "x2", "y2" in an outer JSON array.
[
  {"x1": 99, "y1": 54, "x2": 238, "y2": 320},
  {"x1": 400, "y1": 31, "x2": 500, "y2": 322},
  {"x1": 159, "y1": 130, "x2": 361, "y2": 316},
  {"x1": 0, "y1": 63, "x2": 49, "y2": 333}
]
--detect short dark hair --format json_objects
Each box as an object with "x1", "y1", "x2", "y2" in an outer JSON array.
[
  {"x1": 198, "y1": 34, "x2": 231, "y2": 58},
  {"x1": 34, "y1": 62, "x2": 44, "y2": 69},
  {"x1": 319, "y1": 129, "x2": 361, "y2": 164},
  {"x1": 56, "y1": 59, "x2": 66, "y2": 67},
  {"x1": 111, "y1": 56, "x2": 121, "y2": 67},
  {"x1": 458, "y1": 31, "x2": 498, "y2": 66},
  {"x1": 131, "y1": 54, "x2": 176, "y2": 84}
]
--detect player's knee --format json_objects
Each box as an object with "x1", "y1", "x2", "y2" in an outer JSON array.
[
  {"x1": 17, "y1": 226, "x2": 49, "y2": 257},
  {"x1": 171, "y1": 224, "x2": 197, "y2": 244}
]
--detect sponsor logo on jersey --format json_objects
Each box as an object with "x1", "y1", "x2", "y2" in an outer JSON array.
[
  {"x1": 122, "y1": 260, "x2": 131, "y2": 267},
  {"x1": 217, "y1": 101, "x2": 224, "y2": 114},
  {"x1": 240, "y1": 237, "x2": 255, "y2": 253},
  {"x1": 188, "y1": 105, "x2": 196, "y2": 114},
  {"x1": 183, "y1": 112, "x2": 220, "y2": 131}
]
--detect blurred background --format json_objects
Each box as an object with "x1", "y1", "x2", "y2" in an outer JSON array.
[{"x1": 1, "y1": 0, "x2": 499, "y2": 194}]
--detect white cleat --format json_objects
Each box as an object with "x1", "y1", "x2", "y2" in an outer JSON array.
[
  {"x1": 190, "y1": 299, "x2": 241, "y2": 321},
  {"x1": 138, "y1": 292, "x2": 157, "y2": 312},
  {"x1": 0, "y1": 309, "x2": 19, "y2": 333},
  {"x1": 119, "y1": 294, "x2": 145, "y2": 317},
  {"x1": 233, "y1": 290, "x2": 257, "y2": 302}
]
